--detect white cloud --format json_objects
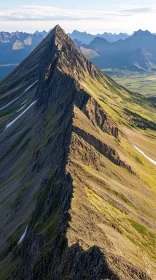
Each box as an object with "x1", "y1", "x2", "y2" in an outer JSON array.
[
  {"x1": 0, "y1": 5, "x2": 124, "y2": 21},
  {"x1": 0, "y1": 4, "x2": 156, "y2": 33}
]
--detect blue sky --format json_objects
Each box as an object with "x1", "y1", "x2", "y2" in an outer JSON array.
[{"x1": 0, "y1": 0, "x2": 156, "y2": 33}]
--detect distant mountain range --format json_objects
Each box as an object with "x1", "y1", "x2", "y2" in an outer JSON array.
[
  {"x1": 0, "y1": 31, "x2": 48, "y2": 79},
  {"x1": 0, "y1": 30, "x2": 48, "y2": 63},
  {"x1": 0, "y1": 29, "x2": 128, "y2": 80},
  {"x1": 76, "y1": 30, "x2": 156, "y2": 71},
  {"x1": 68, "y1": 30, "x2": 130, "y2": 44},
  {"x1": 0, "y1": 29, "x2": 156, "y2": 80}
]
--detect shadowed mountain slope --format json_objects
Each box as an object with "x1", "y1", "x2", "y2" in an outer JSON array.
[{"x1": 0, "y1": 25, "x2": 156, "y2": 280}]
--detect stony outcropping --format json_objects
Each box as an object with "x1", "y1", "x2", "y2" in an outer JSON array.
[
  {"x1": 84, "y1": 97, "x2": 119, "y2": 138},
  {"x1": 0, "y1": 25, "x2": 155, "y2": 280}
]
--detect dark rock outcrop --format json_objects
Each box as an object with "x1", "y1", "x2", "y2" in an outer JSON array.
[{"x1": 0, "y1": 25, "x2": 153, "y2": 280}]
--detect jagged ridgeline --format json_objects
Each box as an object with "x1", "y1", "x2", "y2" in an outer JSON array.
[{"x1": 0, "y1": 25, "x2": 156, "y2": 280}]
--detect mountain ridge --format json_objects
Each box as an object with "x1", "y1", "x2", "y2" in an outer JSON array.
[
  {"x1": 78, "y1": 30, "x2": 156, "y2": 71},
  {"x1": 0, "y1": 25, "x2": 156, "y2": 280},
  {"x1": 68, "y1": 30, "x2": 130, "y2": 44}
]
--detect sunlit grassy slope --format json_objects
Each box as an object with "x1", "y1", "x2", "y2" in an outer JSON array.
[
  {"x1": 66, "y1": 69, "x2": 156, "y2": 278},
  {"x1": 0, "y1": 25, "x2": 156, "y2": 279}
]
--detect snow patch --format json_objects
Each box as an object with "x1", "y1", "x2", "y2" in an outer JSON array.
[
  {"x1": 0, "y1": 80, "x2": 38, "y2": 111},
  {"x1": 5, "y1": 100, "x2": 36, "y2": 130},
  {"x1": 18, "y1": 226, "x2": 28, "y2": 244},
  {"x1": 17, "y1": 105, "x2": 26, "y2": 112},
  {"x1": 133, "y1": 145, "x2": 156, "y2": 166},
  {"x1": 21, "y1": 99, "x2": 28, "y2": 105}
]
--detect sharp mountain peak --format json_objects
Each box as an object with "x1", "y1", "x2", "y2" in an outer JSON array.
[
  {"x1": 45, "y1": 24, "x2": 77, "y2": 51},
  {"x1": 36, "y1": 24, "x2": 100, "y2": 89},
  {"x1": 0, "y1": 25, "x2": 156, "y2": 280}
]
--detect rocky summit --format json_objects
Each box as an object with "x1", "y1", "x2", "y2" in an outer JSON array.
[{"x1": 0, "y1": 25, "x2": 156, "y2": 280}]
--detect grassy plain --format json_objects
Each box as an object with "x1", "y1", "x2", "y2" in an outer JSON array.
[{"x1": 103, "y1": 69, "x2": 156, "y2": 97}]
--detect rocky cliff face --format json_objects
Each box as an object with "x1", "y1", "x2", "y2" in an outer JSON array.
[
  {"x1": 84, "y1": 97, "x2": 119, "y2": 138},
  {"x1": 0, "y1": 26, "x2": 156, "y2": 280}
]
